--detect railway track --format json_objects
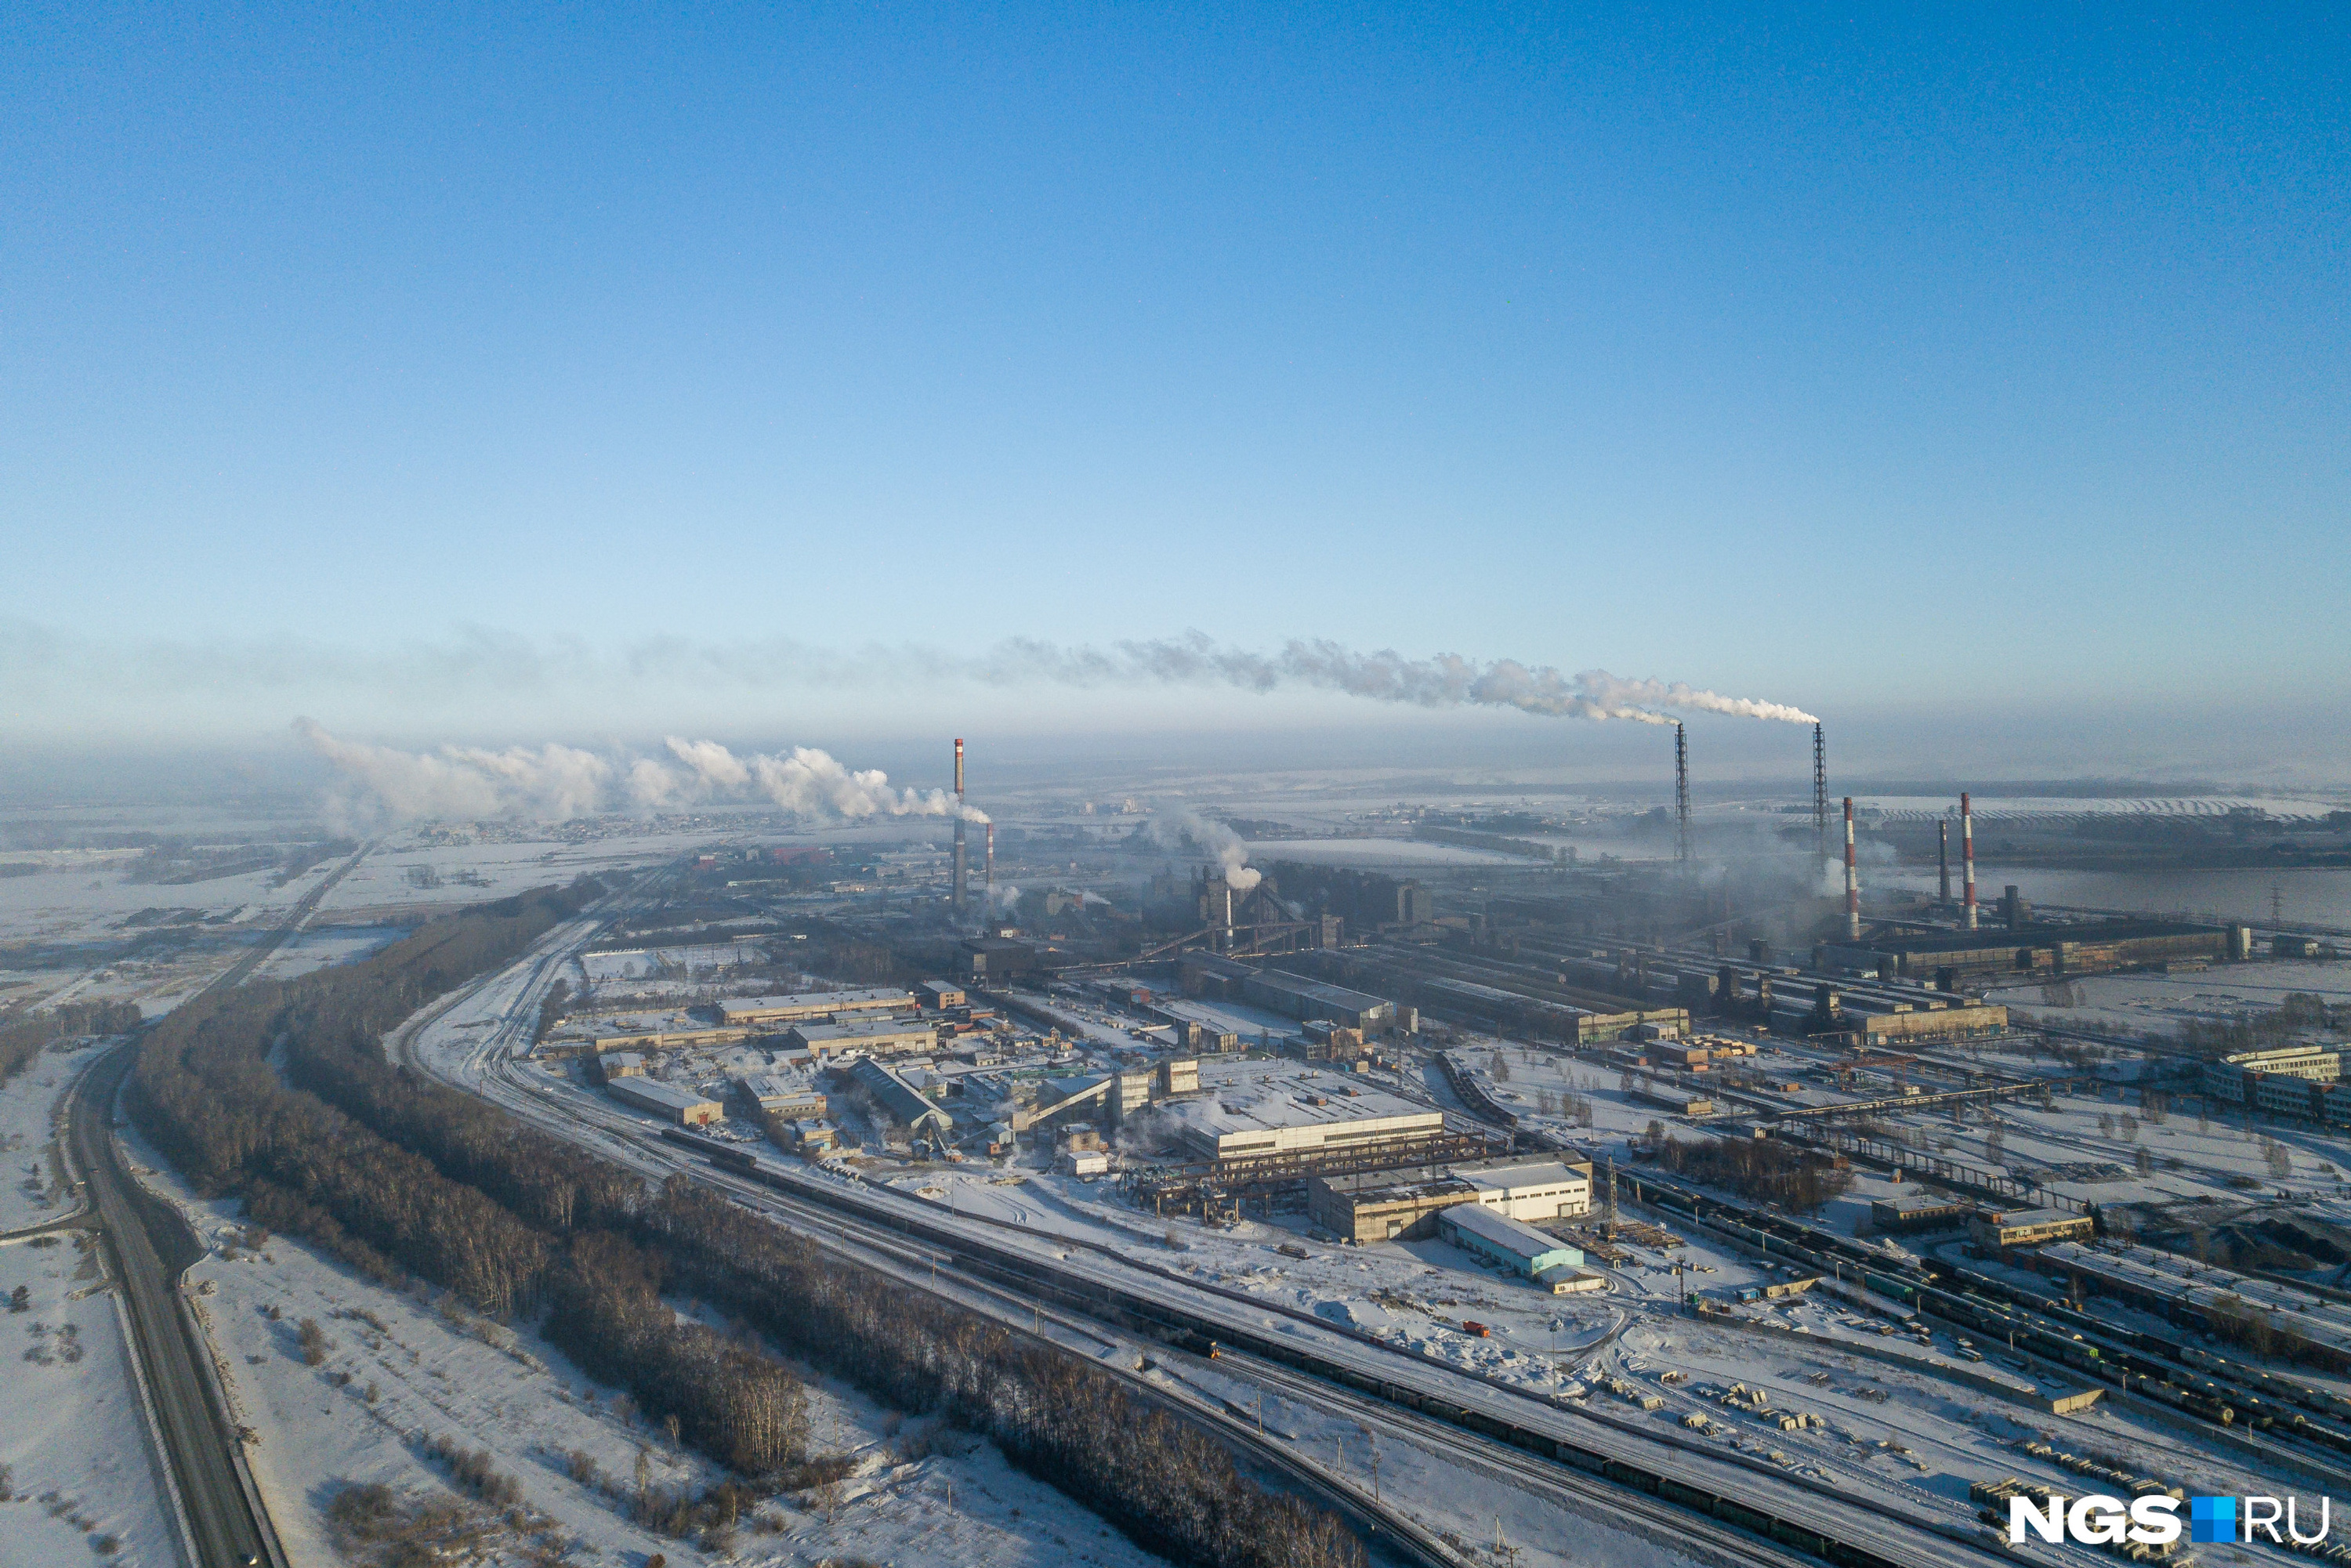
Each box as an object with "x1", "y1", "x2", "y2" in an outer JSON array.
[{"x1": 392, "y1": 906, "x2": 2014, "y2": 1568}]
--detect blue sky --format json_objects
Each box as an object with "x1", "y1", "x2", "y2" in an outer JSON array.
[{"x1": 3, "y1": 4, "x2": 2346, "y2": 759}]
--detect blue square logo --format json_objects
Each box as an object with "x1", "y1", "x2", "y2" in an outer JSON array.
[{"x1": 2190, "y1": 1496, "x2": 2237, "y2": 1544}]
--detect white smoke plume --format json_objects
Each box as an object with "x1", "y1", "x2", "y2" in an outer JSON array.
[
  {"x1": 969, "y1": 636, "x2": 1817, "y2": 726},
  {"x1": 1147, "y1": 806, "x2": 1261, "y2": 890},
  {"x1": 295, "y1": 720, "x2": 988, "y2": 826}
]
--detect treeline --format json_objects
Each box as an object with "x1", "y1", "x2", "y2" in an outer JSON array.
[
  {"x1": 131, "y1": 880, "x2": 1363, "y2": 1567},
  {"x1": 0, "y1": 1000, "x2": 143, "y2": 1084},
  {"x1": 1654, "y1": 1135, "x2": 1853, "y2": 1211}
]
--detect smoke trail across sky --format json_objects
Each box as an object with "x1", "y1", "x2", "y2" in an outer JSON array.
[
  {"x1": 967, "y1": 636, "x2": 1818, "y2": 726},
  {"x1": 8, "y1": 621, "x2": 1815, "y2": 734},
  {"x1": 295, "y1": 720, "x2": 988, "y2": 826}
]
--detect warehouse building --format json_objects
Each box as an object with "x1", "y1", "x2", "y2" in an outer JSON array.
[
  {"x1": 1174, "y1": 1062, "x2": 1443, "y2": 1162},
  {"x1": 607, "y1": 1077, "x2": 726, "y2": 1127},
  {"x1": 787, "y1": 1019, "x2": 939, "y2": 1057},
  {"x1": 1241, "y1": 969, "x2": 1396, "y2": 1034},
  {"x1": 847, "y1": 1057, "x2": 954, "y2": 1137},
  {"x1": 1969, "y1": 1207, "x2": 2095, "y2": 1251},
  {"x1": 1633, "y1": 1084, "x2": 1715, "y2": 1117},
  {"x1": 716, "y1": 989, "x2": 915, "y2": 1027},
  {"x1": 1824, "y1": 921, "x2": 2239, "y2": 983},
  {"x1": 595, "y1": 1050, "x2": 647, "y2": 1081},
  {"x1": 1869, "y1": 1194, "x2": 1972, "y2": 1233},
  {"x1": 1307, "y1": 1171, "x2": 1477, "y2": 1243},
  {"x1": 735, "y1": 1074, "x2": 826, "y2": 1119},
  {"x1": 917, "y1": 980, "x2": 967, "y2": 1009},
  {"x1": 1439, "y1": 1203, "x2": 1583, "y2": 1280}
]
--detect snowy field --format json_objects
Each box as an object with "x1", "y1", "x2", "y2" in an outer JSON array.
[
  {"x1": 0, "y1": 1044, "x2": 99, "y2": 1233},
  {"x1": 114, "y1": 1116, "x2": 1182, "y2": 1568},
  {"x1": 1985, "y1": 961, "x2": 2351, "y2": 1038},
  {"x1": 0, "y1": 1234, "x2": 178, "y2": 1565}
]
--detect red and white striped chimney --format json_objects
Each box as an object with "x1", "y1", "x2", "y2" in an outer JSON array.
[
  {"x1": 1843, "y1": 796, "x2": 1860, "y2": 940},
  {"x1": 1961, "y1": 791, "x2": 1977, "y2": 930}
]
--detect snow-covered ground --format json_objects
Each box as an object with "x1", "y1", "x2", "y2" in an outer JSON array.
[
  {"x1": 0, "y1": 1046, "x2": 96, "y2": 1233},
  {"x1": 0, "y1": 1233, "x2": 178, "y2": 1564},
  {"x1": 114, "y1": 1114, "x2": 1182, "y2": 1568},
  {"x1": 1984, "y1": 961, "x2": 2351, "y2": 1039}
]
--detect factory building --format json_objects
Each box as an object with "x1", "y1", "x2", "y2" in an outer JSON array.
[
  {"x1": 786, "y1": 1019, "x2": 940, "y2": 1057},
  {"x1": 715, "y1": 988, "x2": 916, "y2": 1027},
  {"x1": 735, "y1": 1074, "x2": 827, "y2": 1119},
  {"x1": 1632, "y1": 1084, "x2": 1715, "y2": 1117},
  {"x1": 595, "y1": 1050, "x2": 647, "y2": 1081},
  {"x1": 1174, "y1": 1063, "x2": 1444, "y2": 1162},
  {"x1": 1308, "y1": 1171, "x2": 1477, "y2": 1243},
  {"x1": 1869, "y1": 1194, "x2": 1973, "y2": 1233},
  {"x1": 1823, "y1": 921, "x2": 2238, "y2": 983},
  {"x1": 1306, "y1": 1157, "x2": 1593, "y2": 1244},
  {"x1": 1968, "y1": 1207, "x2": 2095, "y2": 1251},
  {"x1": 2202, "y1": 1045, "x2": 2342, "y2": 1106},
  {"x1": 917, "y1": 980, "x2": 967, "y2": 1009},
  {"x1": 846, "y1": 1057, "x2": 953, "y2": 1137},
  {"x1": 1241, "y1": 969, "x2": 1396, "y2": 1034},
  {"x1": 607, "y1": 1077, "x2": 726, "y2": 1127},
  {"x1": 1437, "y1": 1203, "x2": 1583, "y2": 1280},
  {"x1": 2027, "y1": 1242, "x2": 2351, "y2": 1371}
]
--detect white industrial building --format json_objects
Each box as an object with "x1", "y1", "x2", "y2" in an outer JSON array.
[
  {"x1": 607, "y1": 1077, "x2": 726, "y2": 1127},
  {"x1": 788, "y1": 1019, "x2": 939, "y2": 1056},
  {"x1": 716, "y1": 989, "x2": 916, "y2": 1027},
  {"x1": 1458, "y1": 1161, "x2": 1592, "y2": 1222},
  {"x1": 1172, "y1": 1062, "x2": 1444, "y2": 1161}
]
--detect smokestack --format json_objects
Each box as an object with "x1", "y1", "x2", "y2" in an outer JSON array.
[
  {"x1": 1843, "y1": 796, "x2": 1860, "y2": 940},
  {"x1": 1674, "y1": 722, "x2": 1690, "y2": 865},
  {"x1": 985, "y1": 821, "x2": 994, "y2": 888},
  {"x1": 1962, "y1": 791, "x2": 1976, "y2": 930},
  {"x1": 952, "y1": 737, "x2": 968, "y2": 908},
  {"x1": 1938, "y1": 820, "x2": 1951, "y2": 905},
  {"x1": 1812, "y1": 722, "x2": 1828, "y2": 863}
]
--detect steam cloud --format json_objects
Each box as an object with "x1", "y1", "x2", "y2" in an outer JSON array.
[
  {"x1": 1147, "y1": 806, "x2": 1262, "y2": 890},
  {"x1": 295, "y1": 719, "x2": 988, "y2": 826}
]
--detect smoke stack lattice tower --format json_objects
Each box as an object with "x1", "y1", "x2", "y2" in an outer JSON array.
[
  {"x1": 952, "y1": 737, "x2": 967, "y2": 909},
  {"x1": 1843, "y1": 796, "x2": 1860, "y2": 941},
  {"x1": 1812, "y1": 722, "x2": 1828, "y2": 864},
  {"x1": 1962, "y1": 791, "x2": 1976, "y2": 930},
  {"x1": 1674, "y1": 722, "x2": 1690, "y2": 866}
]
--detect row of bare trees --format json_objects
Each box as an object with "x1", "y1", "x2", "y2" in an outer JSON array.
[
  {"x1": 1653, "y1": 1135, "x2": 1853, "y2": 1211},
  {"x1": 0, "y1": 999, "x2": 142, "y2": 1084},
  {"x1": 130, "y1": 881, "x2": 1364, "y2": 1566}
]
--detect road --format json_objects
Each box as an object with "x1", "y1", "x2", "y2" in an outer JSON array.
[
  {"x1": 63, "y1": 842, "x2": 371, "y2": 1568},
  {"x1": 394, "y1": 896, "x2": 2013, "y2": 1568}
]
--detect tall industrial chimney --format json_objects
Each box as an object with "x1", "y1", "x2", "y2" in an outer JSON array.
[
  {"x1": 1961, "y1": 791, "x2": 1977, "y2": 930},
  {"x1": 952, "y1": 737, "x2": 968, "y2": 909},
  {"x1": 1937, "y1": 820, "x2": 1951, "y2": 905},
  {"x1": 1812, "y1": 722, "x2": 1828, "y2": 864},
  {"x1": 1843, "y1": 796, "x2": 1860, "y2": 940},
  {"x1": 984, "y1": 821, "x2": 994, "y2": 889},
  {"x1": 1674, "y1": 722, "x2": 1690, "y2": 865}
]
